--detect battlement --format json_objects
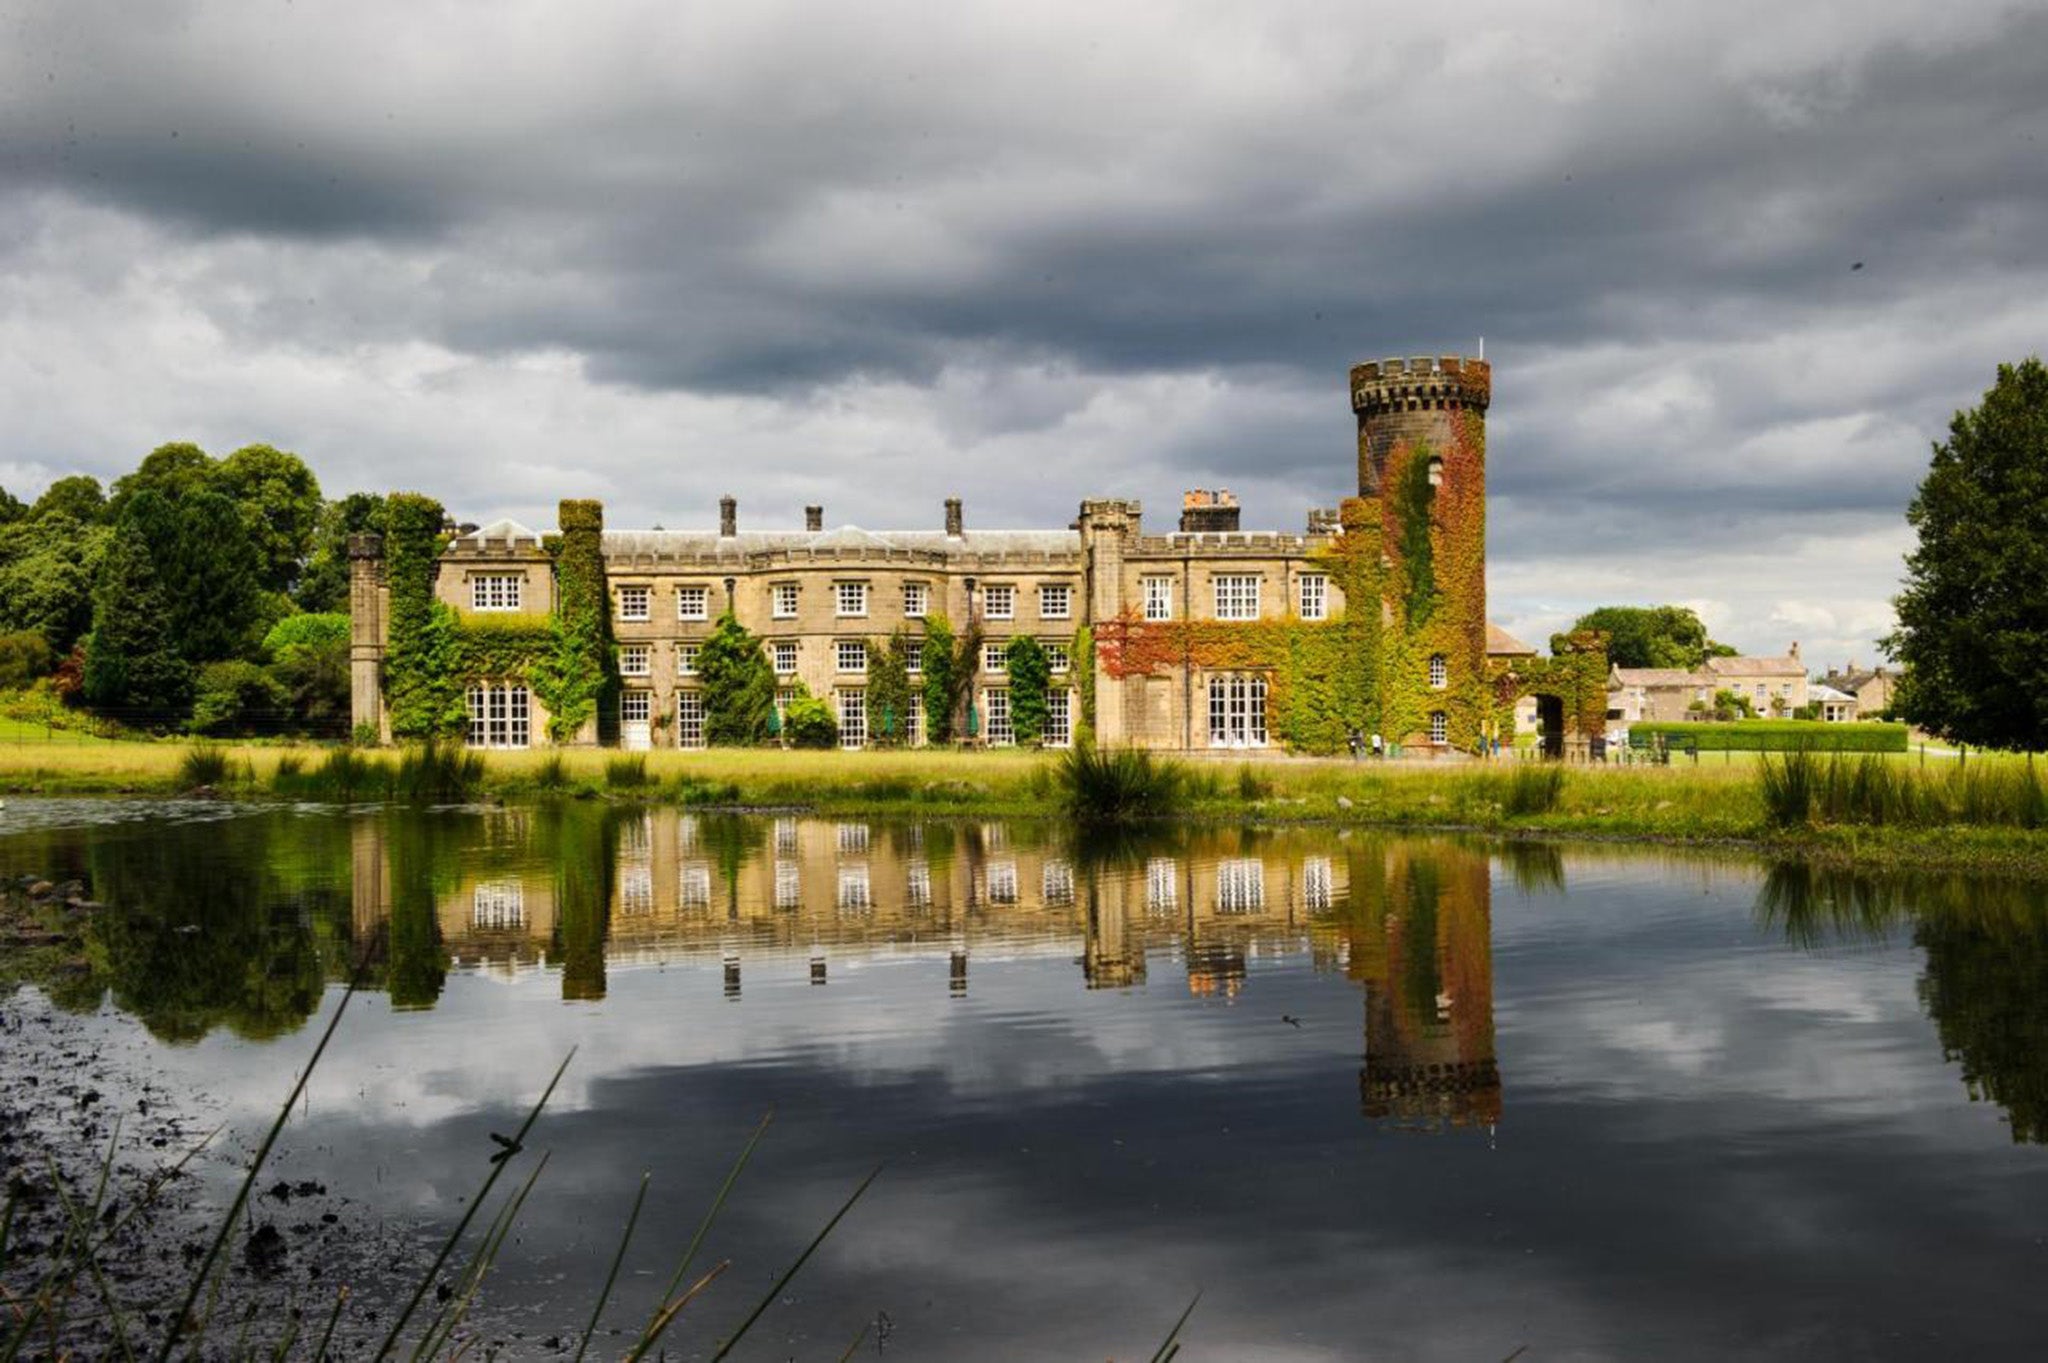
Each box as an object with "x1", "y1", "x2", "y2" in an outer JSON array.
[{"x1": 1350, "y1": 354, "x2": 1491, "y2": 416}]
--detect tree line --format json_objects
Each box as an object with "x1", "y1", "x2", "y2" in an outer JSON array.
[{"x1": 0, "y1": 442, "x2": 382, "y2": 734}]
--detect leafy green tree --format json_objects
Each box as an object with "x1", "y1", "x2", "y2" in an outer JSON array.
[
  {"x1": 1006, "y1": 636, "x2": 1051, "y2": 745},
  {"x1": 214, "y1": 444, "x2": 323, "y2": 595},
  {"x1": 698, "y1": 610, "x2": 775, "y2": 744},
  {"x1": 82, "y1": 492, "x2": 192, "y2": 716},
  {"x1": 108, "y1": 441, "x2": 215, "y2": 519},
  {"x1": 382, "y1": 493, "x2": 466, "y2": 739},
  {"x1": 296, "y1": 492, "x2": 387, "y2": 612},
  {"x1": 159, "y1": 489, "x2": 265, "y2": 663},
  {"x1": 1569, "y1": 605, "x2": 1733, "y2": 670},
  {"x1": 30, "y1": 475, "x2": 106, "y2": 524},
  {"x1": 920, "y1": 612, "x2": 982, "y2": 743},
  {"x1": 189, "y1": 659, "x2": 290, "y2": 734},
  {"x1": 525, "y1": 499, "x2": 613, "y2": 742},
  {"x1": 0, "y1": 512, "x2": 111, "y2": 649},
  {"x1": 1885, "y1": 358, "x2": 2048, "y2": 750},
  {"x1": 0, "y1": 486, "x2": 23, "y2": 523}
]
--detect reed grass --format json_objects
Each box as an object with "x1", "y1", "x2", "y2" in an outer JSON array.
[
  {"x1": 604, "y1": 754, "x2": 652, "y2": 789},
  {"x1": 1057, "y1": 741, "x2": 1189, "y2": 823},
  {"x1": 176, "y1": 743, "x2": 233, "y2": 789}
]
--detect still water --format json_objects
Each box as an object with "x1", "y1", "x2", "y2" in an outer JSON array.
[{"x1": 4, "y1": 799, "x2": 2048, "y2": 1359}]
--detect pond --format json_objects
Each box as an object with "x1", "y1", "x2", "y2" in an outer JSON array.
[{"x1": 4, "y1": 799, "x2": 2048, "y2": 1359}]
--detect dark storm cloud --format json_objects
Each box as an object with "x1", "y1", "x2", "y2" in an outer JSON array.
[{"x1": 3, "y1": 0, "x2": 2046, "y2": 656}]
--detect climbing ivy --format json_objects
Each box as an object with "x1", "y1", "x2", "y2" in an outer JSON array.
[
  {"x1": 1005, "y1": 636, "x2": 1050, "y2": 745},
  {"x1": 1072, "y1": 624, "x2": 1095, "y2": 739},
  {"x1": 697, "y1": 610, "x2": 775, "y2": 745},
  {"x1": 867, "y1": 630, "x2": 913, "y2": 747},
  {"x1": 383, "y1": 493, "x2": 465, "y2": 740},
  {"x1": 525, "y1": 499, "x2": 614, "y2": 743}
]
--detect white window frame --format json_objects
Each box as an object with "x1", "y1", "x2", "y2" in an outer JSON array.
[
  {"x1": 774, "y1": 861, "x2": 802, "y2": 910},
  {"x1": 1213, "y1": 575, "x2": 1261, "y2": 621},
  {"x1": 772, "y1": 582, "x2": 799, "y2": 618},
  {"x1": 620, "y1": 644, "x2": 651, "y2": 677},
  {"x1": 676, "y1": 585, "x2": 710, "y2": 621},
  {"x1": 1038, "y1": 584, "x2": 1071, "y2": 620},
  {"x1": 676, "y1": 691, "x2": 706, "y2": 749},
  {"x1": 1428, "y1": 653, "x2": 1448, "y2": 689},
  {"x1": 983, "y1": 584, "x2": 1015, "y2": 620},
  {"x1": 836, "y1": 581, "x2": 869, "y2": 618},
  {"x1": 1143, "y1": 576, "x2": 1173, "y2": 621},
  {"x1": 1043, "y1": 859, "x2": 1074, "y2": 907},
  {"x1": 905, "y1": 861, "x2": 931, "y2": 909},
  {"x1": 1206, "y1": 674, "x2": 1268, "y2": 749},
  {"x1": 1429, "y1": 710, "x2": 1449, "y2": 744},
  {"x1": 983, "y1": 642, "x2": 1007, "y2": 675},
  {"x1": 1045, "y1": 642, "x2": 1070, "y2": 674},
  {"x1": 904, "y1": 640, "x2": 924, "y2": 674},
  {"x1": 1044, "y1": 688, "x2": 1072, "y2": 748},
  {"x1": 907, "y1": 693, "x2": 924, "y2": 747},
  {"x1": 1303, "y1": 856, "x2": 1333, "y2": 911},
  {"x1": 466, "y1": 682, "x2": 531, "y2": 749},
  {"x1": 837, "y1": 640, "x2": 868, "y2": 674},
  {"x1": 678, "y1": 863, "x2": 712, "y2": 912},
  {"x1": 1216, "y1": 859, "x2": 1266, "y2": 914},
  {"x1": 677, "y1": 643, "x2": 700, "y2": 677},
  {"x1": 837, "y1": 866, "x2": 873, "y2": 912},
  {"x1": 1146, "y1": 857, "x2": 1178, "y2": 913},
  {"x1": 772, "y1": 641, "x2": 798, "y2": 675},
  {"x1": 470, "y1": 573, "x2": 523, "y2": 612},
  {"x1": 1298, "y1": 573, "x2": 1328, "y2": 621},
  {"x1": 985, "y1": 688, "x2": 1013, "y2": 746},
  {"x1": 903, "y1": 582, "x2": 930, "y2": 618},
  {"x1": 986, "y1": 859, "x2": 1018, "y2": 905},
  {"x1": 838, "y1": 689, "x2": 866, "y2": 749},
  {"x1": 620, "y1": 690, "x2": 652, "y2": 724},
  {"x1": 617, "y1": 585, "x2": 651, "y2": 622},
  {"x1": 473, "y1": 880, "x2": 524, "y2": 929}
]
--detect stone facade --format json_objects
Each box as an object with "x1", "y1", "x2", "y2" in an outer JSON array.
[{"x1": 350, "y1": 352, "x2": 1526, "y2": 752}]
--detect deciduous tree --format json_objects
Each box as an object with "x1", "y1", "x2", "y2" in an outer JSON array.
[{"x1": 1885, "y1": 357, "x2": 2048, "y2": 750}]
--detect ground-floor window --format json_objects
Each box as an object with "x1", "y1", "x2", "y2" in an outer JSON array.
[
  {"x1": 675, "y1": 691, "x2": 705, "y2": 749},
  {"x1": 1044, "y1": 688, "x2": 1072, "y2": 747},
  {"x1": 907, "y1": 693, "x2": 924, "y2": 747},
  {"x1": 985, "y1": 689, "x2": 1013, "y2": 746},
  {"x1": 1302, "y1": 856, "x2": 1333, "y2": 911},
  {"x1": 472, "y1": 880, "x2": 524, "y2": 929},
  {"x1": 467, "y1": 683, "x2": 531, "y2": 749},
  {"x1": 621, "y1": 689, "x2": 651, "y2": 726},
  {"x1": 1429, "y1": 710, "x2": 1448, "y2": 744},
  {"x1": 838, "y1": 689, "x2": 866, "y2": 749},
  {"x1": 1216, "y1": 858, "x2": 1265, "y2": 913},
  {"x1": 1207, "y1": 674, "x2": 1267, "y2": 749}
]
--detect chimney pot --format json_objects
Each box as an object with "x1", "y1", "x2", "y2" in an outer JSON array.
[
  {"x1": 805, "y1": 505, "x2": 823, "y2": 532},
  {"x1": 719, "y1": 495, "x2": 737, "y2": 538},
  {"x1": 944, "y1": 497, "x2": 963, "y2": 537}
]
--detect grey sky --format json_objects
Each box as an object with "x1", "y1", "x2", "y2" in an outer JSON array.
[{"x1": 4, "y1": 0, "x2": 2046, "y2": 665}]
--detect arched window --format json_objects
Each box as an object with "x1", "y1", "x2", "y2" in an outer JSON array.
[
  {"x1": 1428, "y1": 653, "x2": 1448, "y2": 688},
  {"x1": 1426, "y1": 456, "x2": 1444, "y2": 488}
]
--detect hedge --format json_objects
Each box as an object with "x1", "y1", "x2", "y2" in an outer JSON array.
[{"x1": 1630, "y1": 720, "x2": 1909, "y2": 753}]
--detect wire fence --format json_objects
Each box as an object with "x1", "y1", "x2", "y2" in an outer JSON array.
[{"x1": 0, "y1": 706, "x2": 349, "y2": 744}]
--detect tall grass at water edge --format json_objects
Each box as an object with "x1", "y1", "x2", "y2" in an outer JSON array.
[
  {"x1": 264, "y1": 741, "x2": 487, "y2": 803},
  {"x1": 1056, "y1": 741, "x2": 1191, "y2": 823},
  {"x1": 0, "y1": 979, "x2": 1199, "y2": 1361},
  {"x1": 1760, "y1": 749, "x2": 2048, "y2": 830}
]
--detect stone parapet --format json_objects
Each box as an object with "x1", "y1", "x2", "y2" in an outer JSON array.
[{"x1": 1349, "y1": 355, "x2": 1491, "y2": 417}]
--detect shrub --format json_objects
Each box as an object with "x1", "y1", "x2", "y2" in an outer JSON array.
[
  {"x1": 0, "y1": 629, "x2": 55, "y2": 690},
  {"x1": 533, "y1": 754, "x2": 571, "y2": 792},
  {"x1": 1758, "y1": 749, "x2": 1821, "y2": 828},
  {"x1": 260, "y1": 612, "x2": 348, "y2": 658},
  {"x1": 782, "y1": 685, "x2": 840, "y2": 749},
  {"x1": 188, "y1": 659, "x2": 291, "y2": 735},
  {"x1": 310, "y1": 745, "x2": 389, "y2": 800}
]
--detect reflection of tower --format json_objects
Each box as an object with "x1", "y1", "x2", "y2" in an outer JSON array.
[
  {"x1": 1082, "y1": 870, "x2": 1146, "y2": 989},
  {"x1": 349, "y1": 813, "x2": 388, "y2": 949},
  {"x1": 1344, "y1": 842, "x2": 1500, "y2": 1128}
]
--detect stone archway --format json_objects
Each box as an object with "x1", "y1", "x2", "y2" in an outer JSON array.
[{"x1": 1534, "y1": 694, "x2": 1565, "y2": 760}]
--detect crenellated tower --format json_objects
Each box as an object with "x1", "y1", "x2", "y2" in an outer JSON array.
[{"x1": 1350, "y1": 354, "x2": 1491, "y2": 497}]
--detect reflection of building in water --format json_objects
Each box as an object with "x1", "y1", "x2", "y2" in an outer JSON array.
[{"x1": 1341, "y1": 842, "x2": 1501, "y2": 1130}]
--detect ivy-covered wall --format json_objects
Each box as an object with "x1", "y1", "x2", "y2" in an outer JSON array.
[
  {"x1": 382, "y1": 493, "x2": 465, "y2": 739},
  {"x1": 525, "y1": 499, "x2": 614, "y2": 743}
]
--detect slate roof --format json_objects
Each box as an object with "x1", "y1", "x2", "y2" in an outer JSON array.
[
  {"x1": 455, "y1": 518, "x2": 544, "y2": 548},
  {"x1": 1485, "y1": 622, "x2": 1535, "y2": 656},
  {"x1": 1705, "y1": 654, "x2": 1807, "y2": 679},
  {"x1": 1611, "y1": 668, "x2": 1702, "y2": 688},
  {"x1": 600, "y1": 527, "x2": 1082, "y2": 559}
]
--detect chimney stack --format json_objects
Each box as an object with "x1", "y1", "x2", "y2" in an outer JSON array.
[
  {"x1": 1179, "y1": 488, "x2": 1240, "y2": 533},
  {"x1": 804, "y1": 505, "x2": 823, "y2": 532},
  {"x1": 719, "y1": 495, "x2": 737, "y2": 538},
  {"x1": 1788, "y1": 641, "x2": 1800, "y2": 661},
  {"x1": 944, "y1": 497, "x2": 963, "y2": 537}
]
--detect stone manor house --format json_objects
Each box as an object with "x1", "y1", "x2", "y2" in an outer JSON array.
[{"x1": 350, "y1": 353, "x2": 1550, "y2": 752}]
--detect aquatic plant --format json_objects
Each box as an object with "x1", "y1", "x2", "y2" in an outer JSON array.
[
  {"x1": 605, "y1": 753, "x2": 652, "y2": 789},
  {"x1": 176, "y1": 742, "x2": 232, "y2": 789},
  {"x1": 1057, "y1": 740, "x2": 1187, "y2": 823},
  {"x1": 394, "y1": 740, "x2": 485, "y2": 802}
]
